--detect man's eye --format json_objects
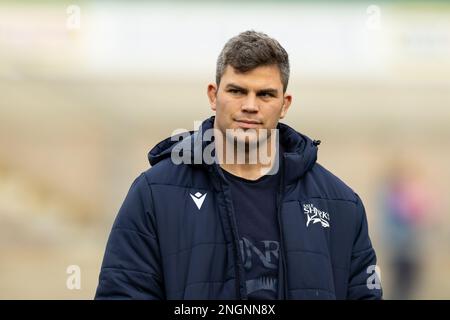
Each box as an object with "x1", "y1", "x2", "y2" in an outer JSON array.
[
  {"x1": 229, "y1": 89, "x2": 242, "y2": 94},
  {"x1": 259, "y1": 92, "x2": 274, "y2": 98}
]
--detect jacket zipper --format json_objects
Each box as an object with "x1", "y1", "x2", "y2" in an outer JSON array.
[
  {"x1": 277, "y1": 161, "x2": 288, "y2": 299},
  {"x1": 225, "y1": 185, "x2": 246, "y2": 300},
  {"x1": 212, "y1": 165, "x2": 247, "y2": 300}
]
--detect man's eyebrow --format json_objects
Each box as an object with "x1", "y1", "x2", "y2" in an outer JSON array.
[
  {"x1": 225, "y1": 83, "x2": 279, "y2": 95},
  {"x1": 225, "y1": 83, "x2": 247, "y2": 91},
  {"x1": 257, "y1": 88, "x2": 279, "y2": 95}
]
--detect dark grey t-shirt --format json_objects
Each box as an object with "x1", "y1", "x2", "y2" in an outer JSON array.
[{"x1": 222, "y1": 164, "x2": 281, "y2": 300}]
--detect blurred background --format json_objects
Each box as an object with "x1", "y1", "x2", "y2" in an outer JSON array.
[{"x1": 0, "y1": 0, "x2": 449, "y2": 299}]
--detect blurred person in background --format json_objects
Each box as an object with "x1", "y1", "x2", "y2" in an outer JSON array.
[{"x1": 378, "y1": 157, "x2": 433, "y2": 299}]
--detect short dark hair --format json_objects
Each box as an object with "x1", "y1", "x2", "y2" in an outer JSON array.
[{"x1": 216, "y1": 30, "x2": 290, "y2": 92}]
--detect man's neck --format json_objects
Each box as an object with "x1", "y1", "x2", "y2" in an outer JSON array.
[
  {"x1": 215, "y1": 133, "x2": 278, "y2": 181},
  {"x1": 220, "y1": 162, "x2": 274, "y2": 181}
]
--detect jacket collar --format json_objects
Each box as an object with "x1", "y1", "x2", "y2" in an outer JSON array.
[{"x1": 148, "y1": 116, "x2": 319, "y2": 185}]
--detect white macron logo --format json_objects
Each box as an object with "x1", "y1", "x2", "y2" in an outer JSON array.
[
  {"x1": 303, "y1": 204, "x2": 330, "y2": 228},
  {"x1": 190, "y1": 192, "x2": 207, "y2": 210}
]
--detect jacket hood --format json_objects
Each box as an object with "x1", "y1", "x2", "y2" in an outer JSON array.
[{"x1": 148, "y1": 116, "x2": 319, "y2": 185}]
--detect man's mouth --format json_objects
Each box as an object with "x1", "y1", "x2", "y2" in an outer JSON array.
[{"x1": 234, "y1": 119, "x2": 262, "y2": 129}]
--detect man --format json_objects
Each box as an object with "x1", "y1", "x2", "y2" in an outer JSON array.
[{"x1": 95, "y1": 30, "x2": 382, "y2": 300}]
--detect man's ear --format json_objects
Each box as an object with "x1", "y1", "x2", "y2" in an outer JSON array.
[
  {"x1": 207, "y1": 83, "x2": 218, "y2": 111},
  {"x1": 280, "y1": 94, "x2": 292, "y2": 119}
]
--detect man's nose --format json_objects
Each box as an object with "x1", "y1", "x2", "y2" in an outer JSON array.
[{"x1": 241, "y1": 94, "x2": 259, "y2": 112}]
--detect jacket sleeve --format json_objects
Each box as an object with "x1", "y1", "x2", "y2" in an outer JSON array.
[
  {"x1": 347, "y1": 194, "x2": 383, "y2": 300},
  {"x1": 95, "y1": 173, "x2": 165, "y2": 299}
]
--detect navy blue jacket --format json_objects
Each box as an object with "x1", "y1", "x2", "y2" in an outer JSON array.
[{"x1": 95, "y1": 116, "x2": 382, "y2": 300}]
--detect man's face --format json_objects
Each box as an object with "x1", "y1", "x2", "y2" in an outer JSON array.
[{"x1": 207, "y1": 64, "x2": 292, "y2": 146}]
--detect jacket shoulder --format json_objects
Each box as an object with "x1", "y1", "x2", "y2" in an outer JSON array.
[
  {"x1": 143, "y1": 157, "x2": 210, "y2": 190},
  {"x1": 303, "y1": 163, "x2": 359, "y2": 204},
  {"x1": 144, "y1": 157, "x2": 183, "y2": 184}
]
